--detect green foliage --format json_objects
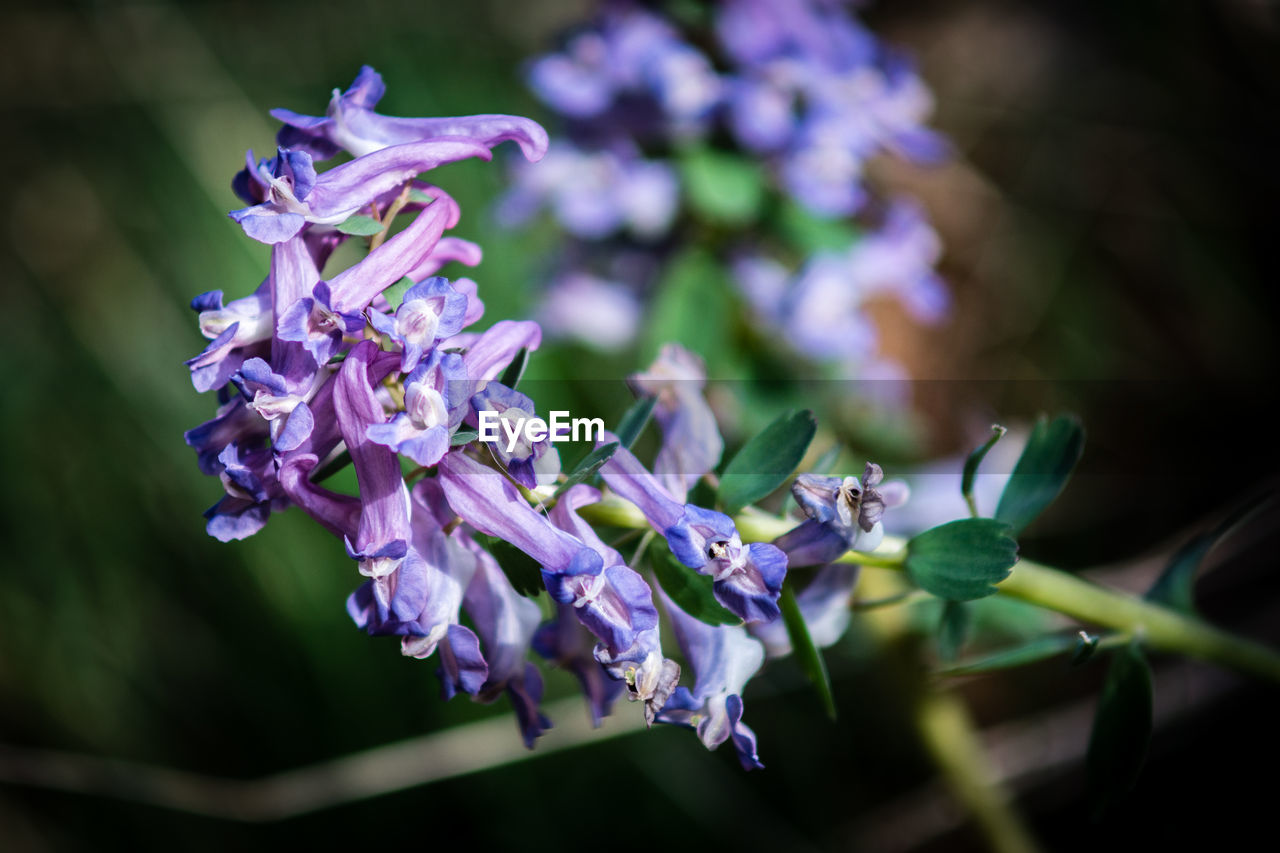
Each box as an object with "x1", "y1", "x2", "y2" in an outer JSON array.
[
  {"x1": 450, "y1": 430, "x2": 479, "y2": 446},
  {"x1": 936, "y1": 601, "x2": 972, "y2": 663},
  {"x1": 678, "y1": 146, "x2": 765, "y2": 225},
  {"x1": 1146, "y1": 497, "x2": 1265, "y2": 613},
  {"x1": 553, "y1": 442, "x2": 619, "y2": 499},
  {"x1": 938, "y1": 631, "x2": 1116, "y2": 676},
  {"x1": 995, "y1": 414, "x2": 1085, "y2": 533},
  {"x1": 498, "y1": 347, "x2": 529, "y2": 390},
  {"x1": 1086, "y1": 642, "x2": 1154, "y2": 814},
  {"x1": 718, "y1": 410, "x2": 817, "y2": 515},
  {"x1": 905, "y1": 519, "x2": 1019, "y2": 601},
  {"x1": 381, "y1": 276, "x2": 414, "y2": 310},
  {"x1": 650, "y1": 542, "x2": 739, "y2": 626},
  {"x1": 311, "y1": 449, "x2": 352, "y2": 483},
  {"x1": 480, "y1": 537, "x2": 544, "y2": 598},
  {"x1": 939, "y1": 634, "x2": 1080, "y2": 676},
  {"x1": 614, "y1": 395, "x2": 657, "y2": 450},
  {"x1": 336, "y1": 214, "x2": 384, "y2": 236},
  {"x1": 774, "y1": 200, "x2": 861, "y2": 254},
  {"x1": 961, "y1": 424, "x2": 1006, "y2": 516},
  {"x1": 643, "y1": 249, "x2": 733, "y2": 370},
  {"x1": 779, "y1": 584, "x2": 836, "y2": 719}
]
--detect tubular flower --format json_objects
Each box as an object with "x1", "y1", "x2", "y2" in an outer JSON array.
[
  {"x1": 655, "y1": 589, "x2": 767, "y2": 770},
  {"x1": 188, "y1": 64, "x2": 877, "y2": 765},
  {"x1": 775, "y1": 462, "x2": 910, "y2": 567},
  {"x1": 598, "y1": 437, "x2": 787, "y2": 624}
]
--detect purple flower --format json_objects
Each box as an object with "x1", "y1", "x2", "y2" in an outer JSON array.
[
  {"x1": 546, "y1": 485, "x2": 680, "y2": 721},
  {"x1": 748, "y1": 563, "x2": 859, "y2": 658},
  {"x1": 535, "y1": 272, "x2": 641, "y2": 351},
  {"x1": 346, "y1": 479, "x2": 489, "y2": 698},
  {"x1": 846, "y1": 200, "x2": 949, "y2": 324},
  {"x1": 276, "y1": 198, "x2": 460, "y2": 368},
  {"x1": 185, "y1": 282, "x2": 272, "y2": 392},
  {"x1": 455, "y1": 320, "x2": 543, "y2": 387},
  {"x1": 403, "y1": 237, "x2": 483, "y2": 285},
  {"x1": 438, "y1": 451, "x2": 601, "y2": 577},
  {"x1": 499, "y1": 143, "x2": 678, "y2": 240},
  {"x1": 534, "y1": 603, "x2": 625, "y2": 726},
  {"x1": 229, "y1": 140, "x2": 488, "y2": 244},
  {"x1": 462, "y1": 539, "x2": 551, "y2": 747},
  {"x1": 229, "y1": 357, "x2": 315, "y2": 452},
  {"x1": 469, "y1": 383, "x2": 556, "y2": 490},
  {"x1": 776, "y1": 463, "x2": 909, "y2": 567},
  {"x1": 598, "y1": 438, "x2": 787, "y2": 623},
  {"x1": 272, "y1": 65, "x2": 548, "y2": 163},
  {"x1": 334, "y1": 341, "x2": 413, "y2": 592},
  {"x1": 628, "y1": 344, "x2": 723, "y2": 501},
  {"x1": 366, "y1": 276, "x2": 467, "y2": 373},
  {"x1": 277, "y1": 454, "x2": 361, "y2": 541},
  {"x1": 655, "y1": 589, "x2": 766, "y2": 770},
  {"x1": 196, "y1": 436, "x2": 290, "y2": 543},
  {"x1": 781, "y1": 250, "x2": 879, "y2": 363},
  {"x1": 275, "y1": 280, "x2": 365, "y2": 368},
  {"x1": 527, "y1": 5, "x2": 719, "y2": 131},
  {"x1": 364, "y1": 349, "x2": 467, "y2": 468}
]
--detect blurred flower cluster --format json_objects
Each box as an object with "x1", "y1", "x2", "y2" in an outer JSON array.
[
  {"x1": 501, "y1": 0, "x2": 950, "y2": 375},
  {"x1": 183, "y1": 67, "x2": 908, "y2": 765}
]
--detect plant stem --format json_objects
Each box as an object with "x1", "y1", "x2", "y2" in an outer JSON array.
[
  {"x1": 912, "y1": 688, "x2": 1041, "y2": 853},
  {"x1": 576, "y1": 496, "x2": 1280, "y2": 683}
]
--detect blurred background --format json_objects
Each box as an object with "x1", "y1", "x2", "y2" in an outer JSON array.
[{"x1": 3, "y1": 0, "x2": 1280, "y2": 849}]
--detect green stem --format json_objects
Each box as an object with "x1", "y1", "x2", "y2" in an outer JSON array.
[
  {"x1": 577, "y1": 497, "x2": 1280, "y2": 683},
  {"x1": 913, "y1": 688, "x2": 1041, "y2": 853}
]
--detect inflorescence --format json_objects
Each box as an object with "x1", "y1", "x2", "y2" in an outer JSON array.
[
  {"x1": 500, "y1": 0, "x2": 950, "y2": 374},
  {"x1": 184, "y1": 65, "x2": 907, "y2": 768}
]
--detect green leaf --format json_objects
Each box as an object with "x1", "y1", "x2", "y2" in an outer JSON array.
[
  {"x1": 1086, "y1": 642, "x2": 1153, "y2": 815},
  {"x1": 643, "y1": 250, "x2": 732, "y2": 370},
  {"x1": 498, "y1": 348, "x2": 529, "y2": 390},
  {"x1": 905, "y1": 518, "x2": 1019, "y2": 601},
  {"x1": 937, "y1": 601, "x2": 972, "y2": 663},
  {"x1": 994, "y1": 414, "x2": 1085, "y2": 533},
  {"x1": 407, "y1": 187, "x2": 435, "y2": 204},
  {"x1": 779, "y1": 584, "x2": 836, "y2": 719},
  {"x1": 614, "y1": 396, "x2": 656, "y2": 450},
  {"x1": 381, "y1": 276, "x2": 414, "y2": 310},
  {"x1": 650, "y1": 543, "x2": 739, "y2": 626},
  {"x1": 775, "y1": 200, "x2": 861, "y2": 254},
  {"x1": 336, "y1": 214, "x2": 384, "y2": 236},
  {"x1": 718, "y1": 410, "x2": 818, "y2": 515},
  {"x1": 678, "y1": 147, "x2": 765, "y2": 225},
  {"x1": 939, "y1": 631, "x2": 1117, "y2": 677},
  {"x1": 450, "y1": 430, "x2": 478, "y2": 447},
  {"x1": 481, "y1": 537, "x2": 544, "y2": 598},
  {"x1": 961, "y1": 424, "x2": 1006, "y2": 517},
  {"x1": 310, "y1": 449, "x2": 351, "y2": 483},
  {"x1": 1146, "y1": 496, "x2": 1266, "y2": 614},
  {"x1": 553, "y1": 442, "x2": 619, "y2": 499},
  {"x1": 686, "y1": 478, "x2": 717, "y2": 511},
  {"x1": 939, "y1": 634, "x2": 1079, "y2": 676}
]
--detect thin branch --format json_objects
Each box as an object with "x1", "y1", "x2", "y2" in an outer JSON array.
[{"x1": 0, "y1": 696, "x2": 648, "y2": 822}]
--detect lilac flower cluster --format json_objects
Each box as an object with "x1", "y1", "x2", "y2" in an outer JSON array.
[
  {"x1": 186, "y1": 66, "x2": 907, "y2": 766},
  {"x1": 503, "y1": 0, "x2": 950, "y2": 372}
]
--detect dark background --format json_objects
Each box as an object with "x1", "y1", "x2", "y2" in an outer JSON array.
[{"x1": 3, "y1": 0, "x2": 1279, "y2": 849}]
